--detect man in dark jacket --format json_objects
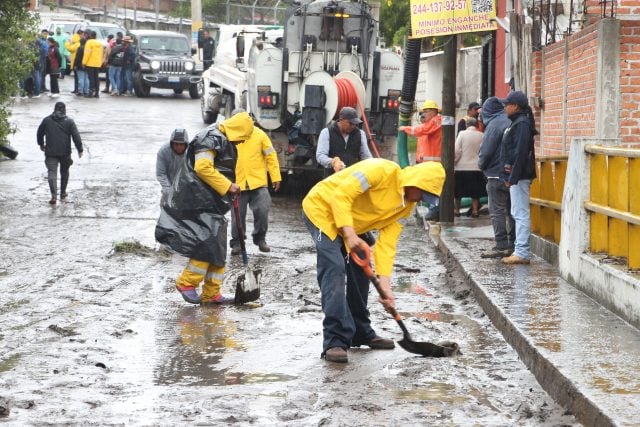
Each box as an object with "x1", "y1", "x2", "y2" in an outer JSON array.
[
  {"x1": 37, "y1": 102, "x2": 83, "y2": 205},
  {"x1": 499, "y1": 91, "x2": 536, "y2": 264},
  {"x1": 202, "y1": 30, "x2": 216, "y2": 71},
  {"x1": 478, "y1": 97, "x2": 515, "y2": 258},
  {"x1": 316, "y1": 106, "x2": 372, "y2": 176}
]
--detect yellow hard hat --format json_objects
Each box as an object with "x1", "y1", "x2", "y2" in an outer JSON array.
[{"x1": 421, "y1": 100, "x2": 440, "y2": 111}]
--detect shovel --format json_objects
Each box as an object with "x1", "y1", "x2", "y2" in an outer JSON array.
[
  {"x1": 232, "y1": 196, "x2": 261, "y2": 305},
  {"x1": 350, "y1": 246, "x2": 460, "y2": 357}
]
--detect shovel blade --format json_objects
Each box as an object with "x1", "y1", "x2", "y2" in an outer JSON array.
[
  {"x1": 398, "y1": 338, "x2": 460, "y2": 357},
  {"x1": 234, "y1": 267, "x2": 261, "y2": 305}
]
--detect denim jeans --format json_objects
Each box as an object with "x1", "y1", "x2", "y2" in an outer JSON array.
[
  {"x1": 77, "y1": 70, "x2": 89, "y2": 95},
  {"x1": 486, "y1": 178, "x2": 515, "y2": 250},
  {"x1": 510, "y1": 179, "x2": 531, "y2": 259},
  {"x1": 109, "y1": 66, "x2": 121, "y2": 93},
  {"x1": 120, "y1": 68, "x2": 133, "y2": 94},
  {"x1": 303, "y1": 213, "x2": 376, "y2": 353},
  {"x1": 32, "y1": 70, "x2": 42, "y2": 96}
]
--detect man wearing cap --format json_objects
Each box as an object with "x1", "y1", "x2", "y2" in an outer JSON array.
[
  {"x1": 316, "y1": 106, "x2": 372, "y2": 175},
  {"x1": 499, "y1": 91, "x2": 536, "y2": 265},
  {"x1": 302, "y1": 159, "x2": 446, "y2": 363},
  {"x1": 457, "y1": 102, "x2": 481, "y2": 135},
  {"x1": 119, "y1": 36, "x2": 135, "y2": 96},
  {"x1": 156, "y1": 128, "x2": 189, "y2": 205},
  {"x1": 37, "y1": 102, "x2": 83, "y2": 205}
]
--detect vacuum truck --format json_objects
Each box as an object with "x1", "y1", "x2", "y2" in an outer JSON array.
[{"x1": 200, "y1": 0, "x2": 403, "y2": 183}]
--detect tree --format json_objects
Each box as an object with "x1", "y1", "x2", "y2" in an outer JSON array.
[{"x1": 0, "y1": 1, "x2": 39, "y2": 153}]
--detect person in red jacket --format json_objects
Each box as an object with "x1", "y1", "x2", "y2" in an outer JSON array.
[
  {"x1": 398, "y1": 100, "x2": 443, "y2": 220},
  {"x1": 399, "y1": 99, "x2": 442, "y2": 164}
]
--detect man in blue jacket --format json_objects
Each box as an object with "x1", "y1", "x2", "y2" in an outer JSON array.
[
  {"x1": 499, "y1": 91, "x2": 536, "y2": 264},
  {"x1": 478, "y1": 97, "x2": 515, "y2": 258}
]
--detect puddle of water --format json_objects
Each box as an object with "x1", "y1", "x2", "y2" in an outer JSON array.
[
  {"x1": 0, "y1": 352, "x2": 21, "y2": 373},
  {"x1": 395, "y1": 276, "x2": 433, "y2": 296},
  {"x1": 395, "y1": 382, "x2": 470, "y2": 403}
]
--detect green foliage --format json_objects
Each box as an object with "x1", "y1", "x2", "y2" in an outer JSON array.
[
  {"x1": 168, "y1": 0, "x2": 191, "y2": 19},
  {"x1": 0, "y1": 2, "x2": 39, "y2": 149},
  {"x1": 203, "y1": 0, "x2": 228, "y2": 22},
  {"x1": 380, "y1": 0, "x2": 409, "y2": 48}
]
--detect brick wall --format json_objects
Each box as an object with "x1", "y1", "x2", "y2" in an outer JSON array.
[
  {"x1": 533, "y1": 24, "x2": 606, "y2": 155},
  {"x1": 619, "y1": 20, "x2": 640, "y2": 147},
  {"x1": 584, "y1": 0, "x2": 640, "y2": 21}
]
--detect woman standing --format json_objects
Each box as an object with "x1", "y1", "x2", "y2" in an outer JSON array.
[
  {"x1": 454, "y1": 117, "x2": 487, "y2": 217},
  {"x1": 46, "y1": 37, "x2": 62, "y2": 98}
]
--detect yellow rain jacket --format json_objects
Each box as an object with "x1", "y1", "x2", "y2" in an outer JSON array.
[
  {"x1": 235, "y1": 127, "x2": 281, "y2": 190},
  {"x1": 302, "y1": 159, "x2": 445, "y2": 276},
  {"x1": 64, "y1": 33, "x2": 80, "y2": 70},
  {"x1": 194, "y1": 112, "x2": 254, "y2": 194},
  {"x1": 82, "y1": 38, "x2": 104, "y2": 68}
]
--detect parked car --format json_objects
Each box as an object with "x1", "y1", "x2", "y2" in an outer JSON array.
[
  {"x1": 46, "y1": 21, "x2": 79, "y2": 35},
  {"x1": 72, "y1": 21, "x2": 127, "y2": 45},
  {"x1": 129, "y1": 30, "x2": 203, "y2": 99}
]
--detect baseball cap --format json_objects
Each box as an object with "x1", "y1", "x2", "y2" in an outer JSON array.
[
  {"x1": 338, "y1": 107, "x2": 362, "y2": 125},
  {"x1": 500, "y1": 91, "x2": 529, "y2": 108},
  {"x1": 468, "y1": 102, "x2": 481, "y2": 111}
]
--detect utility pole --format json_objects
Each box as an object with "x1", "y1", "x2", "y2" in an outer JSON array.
[
  {"x1": 192, "y1": 0, "x2": 203, "y2": 50},
  {"x1": 133, "y1": 0, "x2": 137, "y2": 29},
  {"x1": 155, "y1": 0, "x2": 159, "y2": 30},
  {"x1": 439, "y1": 34, "x2": 457, "y2": 224}
]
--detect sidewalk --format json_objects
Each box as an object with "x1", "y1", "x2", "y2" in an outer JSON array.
[{"x1": 426, "y1": 217, "x2": 640, "y2": 427}]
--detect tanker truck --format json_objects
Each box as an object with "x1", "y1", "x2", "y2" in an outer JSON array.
[{"x1": 200, "y1": 0, "x2": 403, "y2": 183}]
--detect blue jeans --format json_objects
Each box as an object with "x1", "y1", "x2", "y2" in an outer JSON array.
[
  {"x1": 303, "y1": 213, "x2": 376, "y2": 353},
  {"x1": 509, "y1": 180, "x2": 531, "y2": 259},
  {"x1": 32, "y1": 70, "x2": 41, "y2": 96},
  {"x1": 486, "y1": 178, "x2": 515, "y2": 250},
  {"x1": 77, "y1": 70, "x2": 89, "y2": 95},
  {"x1": 109, "y1": 66, "x2": 121, "y2": 93},
  {"x1": 120, "y1": 67, "x2": 133, "y2": 93}
]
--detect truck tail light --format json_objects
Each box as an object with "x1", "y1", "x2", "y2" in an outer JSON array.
[
  {"x1": 381, "y1": 96, "x2": 399, "y2": 112},
  {"x1": 259, "y1": 92, "x2": 279, "y2": 109}
]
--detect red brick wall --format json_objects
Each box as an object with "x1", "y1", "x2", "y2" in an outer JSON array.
[
  {"x1": 533, "y1": 25, "x2": 599, "y2": 155},
  {"x1": 584, "y1": 0, "x2": 640, "y2": 21},
  {"x1": 619, "y1": 20, "x2": 640, "y2": 147}
]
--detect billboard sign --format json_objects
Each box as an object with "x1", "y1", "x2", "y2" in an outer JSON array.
[{"x1": 410, "y1": 0, "x2": 497, "y2": 38}]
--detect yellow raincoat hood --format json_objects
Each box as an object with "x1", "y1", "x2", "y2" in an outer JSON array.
[
  {"x1": 399, "y1": 161, "x2": 446, "y2": 197},
  {"x1": 218, "y1": 112, "x2": 254, "y2": 143}
]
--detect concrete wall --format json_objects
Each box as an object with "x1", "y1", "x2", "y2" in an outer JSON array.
[
  {"x1": 415, "y1": 46, "x2": 482, "y2": 123},
  {"x1": 559, "y1": 137, "x2": 640, "y2": 329}
]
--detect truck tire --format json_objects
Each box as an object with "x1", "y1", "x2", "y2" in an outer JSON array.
[
  {"x1": 189, "y1": 84, "x2": 200, "y2": 99},
  {"x1": 0, "y1": 143, "x2": 18, "y2": 159},
  {"x1": 134, "y1": 72, "x2": 150, "y2": 97}
]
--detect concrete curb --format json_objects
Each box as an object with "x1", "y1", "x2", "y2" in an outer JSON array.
[{"x1": 430, "y1": 233, "x2": 617, "y2": 427}]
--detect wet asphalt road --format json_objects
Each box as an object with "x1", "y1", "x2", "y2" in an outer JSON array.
[{"x1": 0, "y1": 79, "x2": 578, "y2": 425}]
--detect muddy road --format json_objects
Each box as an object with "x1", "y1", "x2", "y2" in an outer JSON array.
[{"x1": 0, "y1": 81, "x2": 577, "y2": 425}]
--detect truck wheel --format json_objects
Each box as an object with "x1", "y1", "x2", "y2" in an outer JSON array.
[
  {"x1": 201, "y1": 95, "x2": 215, "y2": 124},
  {"x1": 173, "y1": 88, "x2": 184, "y2": 95},
  {"x1": 189, "y1": 84, "x2": 200, "y2": 99},
  {"x1": 134, "y1": 72, "x2": 150, "y2": 97}
]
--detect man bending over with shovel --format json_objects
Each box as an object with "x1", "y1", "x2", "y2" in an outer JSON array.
[{"x1": 302, "y1": 159, "x2": 446, "y2": 363}]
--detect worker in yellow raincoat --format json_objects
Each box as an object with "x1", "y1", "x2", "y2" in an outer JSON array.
[
  {"x1": 155, "y1": 112, "x2": 254, "y2": 305},
  {"x1": 302, "y1": 159, "x2": 446, "y2": 363}
]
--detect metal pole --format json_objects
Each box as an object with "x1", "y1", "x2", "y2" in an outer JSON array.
[
  {"x1": 133, "y1": 0, "x2": 137, "y2": 29},
  {"x1": 155, "y1": 0, "x2": 159, "y2": 30},
  {"x1": 439, "y1": 34, "x2": 457, "y2": 224},
  {"x1": 252, "y1": 0, "x2": 258, "y2": 24},
  {"x1": 192, "y1": 0, "x2": 203, "y2": 58},
  {"x1": 274, "y1": 0, "x2": 280, "y2": 24},
  {"x1": 114, "y1": 0, "x2": 118, "y2": 21},
  {"x1": 226, "y1": 0, "x2": 230, "y2": 25}
]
